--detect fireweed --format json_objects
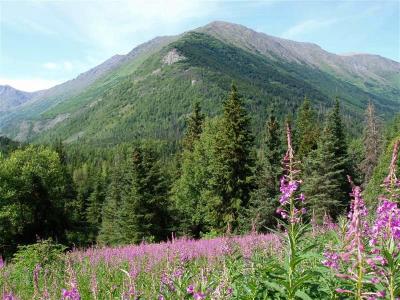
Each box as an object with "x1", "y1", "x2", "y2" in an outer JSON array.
[
  {"x1": 370, "y1": 140, "x2": 400, "y2": 299},
  {"x1": 323, "y1": 140, "x2": 400, "y2": 299},
  {"x1": 268, "y1": 123, "x2": 317, "y2": 300}
]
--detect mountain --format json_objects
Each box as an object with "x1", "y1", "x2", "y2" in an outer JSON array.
[
  {"x1": 200, "y1": 21, "x2": 399, "y2": 100},
  {"x1": 0, "y1": 21, "x2": 399, "y2": 144},
  {"x1": 0, "y1": 85, "x2": 37, "y2": 111}
]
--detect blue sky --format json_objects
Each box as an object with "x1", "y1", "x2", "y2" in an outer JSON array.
[{"x1": 0, "y1": 0, "x2": 399, "y2": 92}]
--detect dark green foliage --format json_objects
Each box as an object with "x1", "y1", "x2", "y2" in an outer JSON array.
[
  {"x1": 98, "y1": 146, "x2": 170, "y2": 245},
  {"x1": 0, "y1": 41, "x2": 397, "y2": 258},
  {"x1": 119, "y1": 146, "x2": 169, "y2": 244},
  {"x1": 365, "y1": 114, "x2": 400, "y2": 206},
  {"x1": 302, "y1": 100, "x2": 349, "y2": 221},
  {"x1": 248, "y1": 107, "x2": 284, "y2": 231},
  {"x1": 204, "y1": 85, "x2": 255, "y2": 231},
  {"x1": 173, "y1": 85, "x2": 256, "y2": 234},
  {"x1": 294, "y1": 97, "x2": 319, "y2": 161},
  {"x1": 0, "y1": 146, "x2": 68, "y2": 256},
  {"x1": 98, "y1": 159, "x2": 129, "y2": 245},
  {"x1": 182, "y1": 102, "x2": 205, "y2": 151},
  {"x1": 172, "y1": 118, "x2": 217, "y2": 237},
  {"x1": 0, "y1": 136, "x2": 21, "y2": 156},
  {"x1": 86, "y1": 171, "x2": 106, "y2": 243}
]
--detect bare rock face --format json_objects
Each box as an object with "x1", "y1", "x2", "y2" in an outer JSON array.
[
  {"x1": 32, "y1": 113, "x2": 71, "y2": 133},
  {"x1": 162, "y1": 49, "x2": 186, "y2": 65},
  {"x1": 0, "y1": 85, "x2": 36, "y2": 111}
]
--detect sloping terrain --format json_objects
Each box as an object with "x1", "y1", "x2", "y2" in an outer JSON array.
[
  {"x1": 1, "y1": 21, "x2": 398, "y2": 144},
  {"x1": 0, "y1": 85, "x2": 37, "y2": 111}
]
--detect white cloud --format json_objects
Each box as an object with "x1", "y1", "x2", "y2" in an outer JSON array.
[
  {"x1": 0, "y1": 78, "x2": 62, "y2": 92},
  {"x1": 43, "y1": 62, "x2": 57, "y2": 70},
  {"x1": 282, "y1": 19, "x2": 337, "y2": 39},
  {"x1": 42, "y1": 61, "x2": 74, "y2": 71},
  {"x1": 63, "y1": 61, "x2": 73, "y2": 71},
  {"x1": 50, "y1": 0, "x2": 217, "y2": 54}
]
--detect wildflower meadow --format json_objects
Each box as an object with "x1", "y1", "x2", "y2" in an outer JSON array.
[{"x1": 1, "y1": 128, "x2": 399, "y2": 300}]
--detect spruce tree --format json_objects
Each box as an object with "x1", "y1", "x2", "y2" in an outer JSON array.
[
  {"x1": 206, "y1": 84, "x2": 255, "y2": 231},
  {"x1": 303, "y1": 130, "x2": 347, "y2": 220},
  {"x1": 326, "y1": 98, "x2": 348, "y2": 160},
  {"x1": 172, "y1": 103, "x2": 207, "y2": 237},
  {"x1": 98, "y1": 160, "x2": 128, "y2": 245},
  {"x1": 294, "y1": 97, "x2": 319, "y2": 161},
  {"x1": 302, "y1": 99, "x2": 349, "y2": 221},
  {"x1": 248, "y1": 107, "x2": 283, "y2": 230},
  {"x1": 183, "y1": 102, "x2": 205, "y2": 151},
  {"x1": 86, "y1": 172, "x2": 106, "y2": 242},
  {"x1": 119, "y1": 146, "x2": 169, "y2": 244}
]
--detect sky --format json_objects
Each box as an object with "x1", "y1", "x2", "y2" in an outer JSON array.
[{"x1": 0, "y1": 0, "x2": 399, "y2": 92}]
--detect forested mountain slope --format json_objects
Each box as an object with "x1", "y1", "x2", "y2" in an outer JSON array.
[{"x1": 1, "y1": 21, "x2": 398, "y2": 145}]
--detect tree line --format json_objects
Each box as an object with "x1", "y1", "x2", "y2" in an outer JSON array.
[{"x1": 0, "y1": 84, "x2": 397, "y2": 256}]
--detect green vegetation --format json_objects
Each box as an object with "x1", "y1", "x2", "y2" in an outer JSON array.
[
  {"x1": 0, "y1": 72, "x2": 399, "y2": 299},
  {"x1": 2, "y1": 31, "x2": 398, "y2": 146}
]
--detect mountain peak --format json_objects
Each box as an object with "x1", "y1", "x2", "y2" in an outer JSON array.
[{"x1": 0, "y1": 85, "x2": 35, "y2": 111}]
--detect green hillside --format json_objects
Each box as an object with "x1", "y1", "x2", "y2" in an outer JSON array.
[{"x1": 1, "y1": 29, "x2": 399, "y2": 145}]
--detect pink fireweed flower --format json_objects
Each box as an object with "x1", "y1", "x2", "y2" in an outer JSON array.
[
  {"x1": 193, "y1": 292, "x2": 206, "y2": 300},
  {"x1": 2, "y1": 293, "x2": 16, "y2": 300},
  {"x1": 322, "y1": 213, "x2": 337, "y2": 230},
  {"x1": 33, "y1": 264, "x2": 41, "y2": 296},
  {"x1": 0, "y1": 256, "x2": 4, "y2": 269},
  {"x1": 370, "y1": 200, "x2": 400, "y2": 248},
  {"x1": 276, "y1": 124, "x2": 305, "y2": 223},
  {"x1": 187, "y1": 285, "x2": 195, "y2": 294},
  {"x1": 323, "y1": 178, "x2": 373, "y2": 298},
  {"x1": 61, "y1": 287, "x2": 80, "y2": 300},
  {"x1": 382, "y1": 140, "x2": 400, "y2": 201},
  {"x1": 90, "y1": 273, "x2": 98, "y2": 298},
  {"x1": 345, "y1": 178, "x2": 369, "y2": 255},
  {"x1": 322, "y1": 251, "x2": 340, "y2": 270}
]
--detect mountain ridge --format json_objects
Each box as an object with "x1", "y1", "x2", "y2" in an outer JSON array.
[{"x1": 0, "y1": 21, "x2": 398, "y2": 143}]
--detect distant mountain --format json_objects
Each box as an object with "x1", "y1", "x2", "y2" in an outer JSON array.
[
  {"x1": 0, "y1": 21, "x2": 398, "y2": 144},
  {"x1": 199, "y1": 21, "x2": 399, "y2": 100},
  {"x1": 0, "y1": 85, "x2": 36, "y2": 111}
]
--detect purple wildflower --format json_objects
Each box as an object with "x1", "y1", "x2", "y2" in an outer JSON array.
[
  {"x1": 187, "y1": 285, "x2": 194, "y2": 294},
  {"x1": 61, "y1": 287, "x2": 80, "y2": 300},
  {"x1": 370, "y1": 200, "x2": 400, "y2": 248},
  {"x1": 193, "y1": 292, "x2": 206, "y2": 300},
  {"x1": 2, "y1": 293, "x2": 15, "y2": 300},
  {"x1": 33, "y1": 264, "x2": 41, "y2": 296},
  {"x1": 322, "y1": 251, "x2": 339, "y2": 269},
  {"x1": 276, "y1": 124, "x2": 305, "y2": 223}
]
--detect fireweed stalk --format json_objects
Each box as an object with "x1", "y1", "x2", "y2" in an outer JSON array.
[
  {"x1": 370, "y1": 140, "x2": 400, "y2": 299},
  {"x1": 323, "y1": 141, "x2": 400, "y2": 299},
  {"x1": 274, "y1": 123, "x2": 309, "y2": 300},
  {"x1": 323, "y1": 178, "x2": 386, "y2": 299}
]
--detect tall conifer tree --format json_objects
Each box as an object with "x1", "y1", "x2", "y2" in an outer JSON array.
[
  {"x1": 206, "y1": 84, "x2": 255, "y2": 231},
  {"x1": 86, "y1": 172, "x2": 106, "y2": 242},
  {"x1": 183, "y1": 102, "x2": 205, "y2": 151},
  {"x1": 294, "y1": 97, "x2": 319, "y2": 161},
  {"x1": 98, "y1": 163, "x2": 126, "y2": 245},
  {"x1": 248, "y1": 107, "x2": 283, "y2": 230},
  {"x1": 172, "y1": 103, "x2": 206, "y2": 237},
  {"x1": 119, "y1": 147, "x2": 169, "y2": 244},
  {"x1": 302, "y1": 99, "x2": 349, "y2": 221}
]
